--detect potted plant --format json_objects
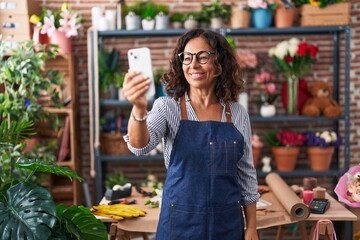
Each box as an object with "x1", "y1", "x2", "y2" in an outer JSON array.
[
  {"x1": 264, "y1": 130, "x2": 305, "y2": 171},
  {"x1": 303, "y1": 130, "x2": 342, "y2": 171},
  {"x1": 125, "y1": 2, "x2": 142, "y2": 30},
  {"x1": 155, "y1": 4, "x2": 170, "y2": 30},
  {"x1": 201, "y1": 0, "x2": 232, "y2": 29},
  {"x1": 183, "y1": 11, "x2": 200, "y2": 30},
  {"x1": 0, "y1": 119, "x2": 107, "y2": 239},
  {"x1": 29, "y1": 3, "x2": 85, "y2": 54},
  {"x1": 230, "y1": 3, "x2": 251, "y2": 28},
  {"x1": 169, "y1": 12, "x2": 185, "y2": 29},
  {"x1": 247, "y1": 0, "x2": 278, "y2": 28},
  {"x1": 98, "y1": 48, "x2": 123, "y2": 99},
  {"x1": 254, "y1": 70, "x2": 279, "y2": 117},
  {"x1": 140, "y1": 1, "x2": 158, "y2": 30},
  {"x1": 274, "y1": 0, "x2": 297, "y2": 28}
]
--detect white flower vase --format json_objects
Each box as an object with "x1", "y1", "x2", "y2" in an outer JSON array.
[
  {"x1": 260, "y1": 103, "x2": 276, "y2": 117},
  {"x1": 125, "y1": 12, "x2": 141, "y2": 30},
  {"x1": 155, "y1": 13, "x2": 169, "y2": 30},
  {"x1": 118, "y1": 88, "x2": 125, "y2": 100},
  {"x1": 142, "y1": 18, "x2": 155, "y2": 30}
]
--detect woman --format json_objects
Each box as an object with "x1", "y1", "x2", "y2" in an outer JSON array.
[{"x1": 123, "y1": 29, "x2": 259, "y2": 240}]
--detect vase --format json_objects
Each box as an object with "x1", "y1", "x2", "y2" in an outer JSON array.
[
  {"x1": 260, "y1": 103, "x2": 276, "y2": 117},
  {"x1": 307, "y1": 147, "x2": 334, "y2": 171},
  {"x1": 272, "y1": 146, "x2": 300, "y2": 171},
  {"x1": 184, "y1": 16, "x2": 199, "y2": 30},
  {"x1": 210, "y1": 17, "x2": 223, "y2": 29},
  {"x1": 32, "y1": 26, "x2": 50, "y2": 45},
  {"x1": 252, "y1": 9, "x2": 273, "y2": 28},
  {"x1": 155, "y1": 13, "x2": 169, "y2": 30},
  {"x1": 125, "y1": 13, "x2": 141, "y2": 30},
  {"x1": 286, "y1": 74, "x2": 299, "y2": 115},
  {"x1": 142, "y1": 19, "x2": 155, "y2": 30},
  {"x1": 49, "y1": 30, "x2": 72, "y2": 55},
  {"x1": 252, "y1": 147, "x2": 262, "y2": 168}
]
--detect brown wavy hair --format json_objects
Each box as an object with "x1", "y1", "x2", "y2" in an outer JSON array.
[{"x1": 161, "y1": 28, "x2": 244, "y2": 102}]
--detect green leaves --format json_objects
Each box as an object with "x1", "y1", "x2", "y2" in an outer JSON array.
[
  {"x1": 0, "y1": 182, "x2": 57, "y2": 240},
  {"x1": 55, "y1": 205, "x2": 108, "y2": 240}
]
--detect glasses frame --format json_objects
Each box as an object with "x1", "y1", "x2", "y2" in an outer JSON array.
[{"x1": 178, "y1": 51, "x2": 215, "y2": 65}]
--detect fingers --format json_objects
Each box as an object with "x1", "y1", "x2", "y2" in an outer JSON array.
[{"x1": 123, "y1": 70, "x2": 150, "y2": 107}]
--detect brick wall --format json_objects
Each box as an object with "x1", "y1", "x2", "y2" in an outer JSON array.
[{"x1": 35, "y1": 0, "x2": 360, "y2": 237}]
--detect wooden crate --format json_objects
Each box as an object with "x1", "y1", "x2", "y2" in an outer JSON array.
[{"x1": 300, "y1": 2, "x2": 351, "y2": 26}]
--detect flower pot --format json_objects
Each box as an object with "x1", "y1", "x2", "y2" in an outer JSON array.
[
  {"x1": 184, "y1": 17, "x2": 198, "y2": 30},
  {"x1": 155, "y1": 13, "x2": 169, "y2": 30},
  {"x1": 142, "y1": 19, "x2": 155, "y2": 30},
  {"x1": 252, "y1": 9, "x2": 273, "y2": 28},
  {"x1": 32, "y1": 26, "x2": 50, "y2": 45},
  {"x1": 210, "y1": 17, "x2": 223, "y2": 29},
  {"x1": 49, "y1": 30, "x2": 72, "y2": 54},
  {"x1": 171, "y1": 21, "x2": 183, "y2": 29},
  {"x1": 260, "y1": 104, "x2": 276, "y2": 117},
  {"x1": 252, "y1": 147, "x2": 262, "y2": 168},
  {"x1": 125, "y1": 13, "x2": 141, "y2": 30},
  {"x1": 272, "y1": 147, "x2": 300, "y2": 171},
  {"x1": 275, "y1": 7, "x2": 296, "y2": 28},
  {"x1": 231, "y1": 8, "x2": 251, "y2": 28},
  {"x1": 307, "y1": 146, "x2": 334, "y2": 171}
]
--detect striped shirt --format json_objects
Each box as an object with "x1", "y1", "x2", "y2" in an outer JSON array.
[{"x1": 124, "y1": 93, "x2": 260, "y2": 205}]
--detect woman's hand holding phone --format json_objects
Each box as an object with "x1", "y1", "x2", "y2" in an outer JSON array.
[{"x1": 123, "y1": 70, "x2": 150, "y2": 109}]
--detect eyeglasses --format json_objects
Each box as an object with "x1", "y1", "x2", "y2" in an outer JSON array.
[{"x1": 178, "y1": 51, "x2": 215, "y2": 65}]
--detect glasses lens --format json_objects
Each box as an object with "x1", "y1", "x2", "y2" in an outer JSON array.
[
  {"x1": 197, "y1": 51, "x2": 211, "y2": 64},
  {"x1": 180, "y1": 52, "x2": 192, "y2": 65}
]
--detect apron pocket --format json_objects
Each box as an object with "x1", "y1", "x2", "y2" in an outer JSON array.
[
  {"x1": 209, "y1": 202, "x2": 244, "y2": 240},
  {"x1": 169, "y1": 203, "x2": 207, "y2": 240},
  {"x1": 210, "y1": 140, "x2": 239, "y2": 174}
]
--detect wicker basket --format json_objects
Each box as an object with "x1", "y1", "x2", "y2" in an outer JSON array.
[{"x1": 100, "y1": 132, "x2": 132, "y2": 155}]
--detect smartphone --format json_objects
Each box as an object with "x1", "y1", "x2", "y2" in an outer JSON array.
[{"x1": 127, "y1": 47, "x2": 155, "y2": 100}]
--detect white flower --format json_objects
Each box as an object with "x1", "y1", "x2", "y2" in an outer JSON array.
[
  {"x1": 288, "y1": 37, "x2": 300, "y2": 46},
  {"x1": 274, "y1": 41, "x2": 289, "y2": 59},
  {"x1": 330, "y1": 131, "x2": 337, "y2": 141},
  {"x1": 268, "y1": 47, "x2": 275, "y2": 57}
]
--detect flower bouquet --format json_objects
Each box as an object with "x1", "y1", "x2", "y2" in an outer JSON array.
[
  {"x1": 268, "y1": 38, "x2": 319, "y2": 115},
  {"x1": 303, "y1": 130, "x2": 342, "y2": 171},
  {"x1": 334, "y1": 165, "x2": 360, "y2": 208},
  {"x1": 255, "y1": 71, "x2": 279, "y2": 107}
]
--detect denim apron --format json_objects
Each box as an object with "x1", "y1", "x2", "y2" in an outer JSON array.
[{"x1": 156, "y1": 96, "x2": 245, "y2": 240}]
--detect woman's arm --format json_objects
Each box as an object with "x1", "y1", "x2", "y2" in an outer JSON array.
[{"x1": 244, "y1": 203, "x2": 259, "y2": 240}]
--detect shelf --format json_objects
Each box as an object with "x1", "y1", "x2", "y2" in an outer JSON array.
[
  {"x1": 96, "y1": 26, "x2": 350, "y2": 38},
  {"x1": 89, "y1": 26, "x2": 351, "y2": 204},
  {"x1": 257, "y1": 169, "x2": 343, "y2": 178}
]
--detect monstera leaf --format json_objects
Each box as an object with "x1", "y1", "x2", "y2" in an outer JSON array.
[
  {"x1": 0, "y1": 182, "x2": 57, "y2": 240},
  {"x1": 56, "y1": 205, "x2": 108, "y2": 240}
]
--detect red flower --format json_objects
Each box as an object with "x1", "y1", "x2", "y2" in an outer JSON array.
[
  {"x1": 285, "y1": 55, "x2": 293, "y2": 63},
  {"x1": 308, "y1": 45, "x2": 319, "y2": 58},
  {"x1": 297, "y1": 42, "x2": 308, "y2": 56}
]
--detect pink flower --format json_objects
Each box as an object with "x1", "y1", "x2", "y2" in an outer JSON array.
[
  {"x1": 40, "y1": 15, "x2": 56, "y2": 37},
  {"x1": 236, "y1": 50, "x2": 258, "y2": 69},
  {"x1": 266, "y1": 83, "x2": 276, "y2": 94},
  {"x1": 59, "y1": 10, "x2": 81, "y2": 37},
  {"x1": 252, "y1": 134, "x2": 264, "y2": 148}
]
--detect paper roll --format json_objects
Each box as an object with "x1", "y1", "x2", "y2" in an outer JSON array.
[{"x1": 265, "y1": 173, "x2": 310, "y2": 221}]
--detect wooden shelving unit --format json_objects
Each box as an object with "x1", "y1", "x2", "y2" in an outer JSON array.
[{"x1": 44, "y1": 54, "x2": 81, "y2": 205}]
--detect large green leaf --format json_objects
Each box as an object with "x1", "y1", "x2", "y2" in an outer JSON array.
[
  {"x1": 0, "y1": 182, "x2": 57, "y2": 240},
  {"x1": 56, "y1": 204, "x2": 108, "y2": 240},
  {"x1": 16, "y1": 158, "x2": 84, "y2": 182}
]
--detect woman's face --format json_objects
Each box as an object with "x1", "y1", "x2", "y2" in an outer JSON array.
[{"x1": 181, "y1": 37, "x2": 217, "y2": 92}]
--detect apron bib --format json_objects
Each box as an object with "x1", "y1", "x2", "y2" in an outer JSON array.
[{"x1": 156, "y1": 96, "x2": 245, "y2": 240}]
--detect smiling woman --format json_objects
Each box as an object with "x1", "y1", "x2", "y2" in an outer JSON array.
[{"x1": 121, "y1": 28, "x2": 260, "y2": 240}]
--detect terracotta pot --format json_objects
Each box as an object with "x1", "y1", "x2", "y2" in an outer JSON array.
[
  {"x1": 32, "y1": 26, "x2": 50, "y2": 45},
  {"x1": 307, "y1": 146, "x2": 334, "y2": 171},
  {"x1": 231, "y1": 8, "x2": 251, "y2": 28},
  {"x1": 252, "y1": 147, "x2": 262, "y2": 168},
  {"x1": 272, "y1": 147, "x2": 300, "y2": 171},
  {"x1": 49, "y1": 30, "x2": 72, "y2": 54},
  {"x1": 275, "y1": 7, "x2": 296, "y2": 28}
]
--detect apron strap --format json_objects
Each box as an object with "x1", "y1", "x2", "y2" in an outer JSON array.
[
  {"x1": 225, "y1": 102, "x2": 232, "y2": 123},
  {"x1": 180, "y1": 95, "x2": 232, "y2": 122},
  {"x1": 180, "y1": 95, "x2": 188, "y2": 120}
]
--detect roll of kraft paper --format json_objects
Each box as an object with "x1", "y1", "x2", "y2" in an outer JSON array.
[{"x1": 265, "y1": 173, "x2": 310, "y2": 221}]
